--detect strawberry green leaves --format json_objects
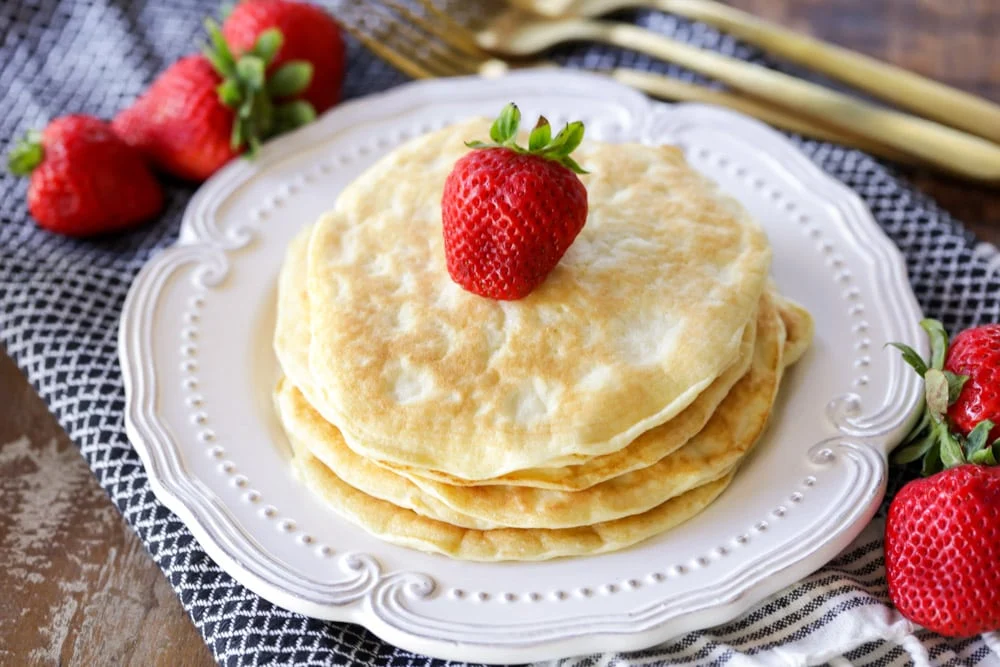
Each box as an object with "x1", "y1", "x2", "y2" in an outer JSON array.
[
  {"x1": 466, "y1": 103, "x2": 590, "y2": 175},
  {"x1": 541, "y1": 120, "x2": 587, "y2": 174},
  {"x1": 924, "y1": 368, "x2": 950, "y2": 418},
  {"x1": 528, "y1": 117, "x2": 551, "y2": 151},
  {"x1": 887, "y1": 343, "x2": 928, "y2": 377},
  {"x1": 922, "y1": 318, "x2": 948, "y2": 370},
  {"x1": 965, "y1": 420, "x2": 996, "y2": 463},
  {"x1": 489, "y1": 102, "x2": 521, "y2": 144},
  {"x1": 945, "y1": 370, "x2": 969, "y2": 403},
  {"x1": 889, "y1": 318, "x2": 997, "y2": 473},
  {"x1": 267, "y1": 62, "x2": 314, "y2": 98},
  {"x1": 273, "y1": 100, "x2": 316, "y2": 134},
  {"x1": 203, "y1": 20, "x2": 316, "y2": 157},
  {"x1": 205, "y1": 18, "x2": 239, "y2": 78},
  {"x1": 7, "y1": 130, "x2": 44, "y2": 176},
  {"x1": 251, "y1": 27, "x2": 283, "y2": 64}
]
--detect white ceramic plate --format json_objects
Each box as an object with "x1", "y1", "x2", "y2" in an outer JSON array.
[{"x1": 120, "y1": 70, "x2": 924, "y2": 663}]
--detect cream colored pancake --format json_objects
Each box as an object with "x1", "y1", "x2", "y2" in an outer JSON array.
[
  {"x1": 303, "y1": 118, "x2": 772, "y2": 479},
  {"x1": 275, "y1": 377, "x2": 500, "y2": 530},
  {"x1": 275, "y1": 224, "x2": 757, "y2": 491},
  {"x1": 773, "y1": 291, "x2": 814, "y2": 367},
  {"x1": 276, "y1": 292, "x2": 785, "y2": 529},
  {"x1": 387, "y1": 292, "x2": 785, "y2": 528},
  {"x1": 291, "y1": 438, "x2": 736, "y2": 561},
  {"x1": 275, "y1": 225, "x2": 319, "y2": 392},
  {"x1": 377, "y1": 316, "x2": 755, "y2": 490},
  {"x1": 390, "y1": 290, "x2": 813, "y2": 489}
]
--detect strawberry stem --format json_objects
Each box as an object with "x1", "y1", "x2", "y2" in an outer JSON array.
[
  {"x1": 7, "y1": 130, "x2": 44, "y2": 176},
  {"x1": 466, "y1": 103, "x2": 589, "y2": 175},
  {"x1": 202, "y1": 20, "x2": 316, "y2": 158}
]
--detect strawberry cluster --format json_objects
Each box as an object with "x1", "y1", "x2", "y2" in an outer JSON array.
[
  {"x1": 7, "y1": 0, "x2": 345, "y2": 237},
  {"x1": 886, "y1": 319, "x2": 1000, "y2": 637}
]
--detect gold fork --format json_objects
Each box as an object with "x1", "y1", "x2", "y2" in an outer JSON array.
[
  {"x1": 337, "y1": 1, "x2": 918, "y2": 166},
  {"x1": 509, "y1": 0, "x2": 1000, "y2": 146},
  {"x1": 472, "y1": 8, "x2": 1000, "y2": 182}
]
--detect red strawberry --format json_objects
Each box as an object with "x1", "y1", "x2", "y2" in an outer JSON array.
[
  {"x1": 113, "y1": 22, "x2": 316, "y2": 181},
  {"x1": 113, "y1": 56, "x2": 238, "y2": 182},
  {"x1": 945, "y1": 324, "x2": 1000, "y2": 442},
  {"x1": 222, "y1": 0, "x2": 346, "y2": 115},
  {"x1": 886, "y1": 320, "x2": 1000, "y2": 636},
  {"x1": 7, "y1": 115, "x2": 163, "y2": 237},
  {"x1": 885, "y1": 464, "x2": 1000, "y2": 636},
  {"x1": 441, "y1": 103, "x2": 589, "y2": 300}
]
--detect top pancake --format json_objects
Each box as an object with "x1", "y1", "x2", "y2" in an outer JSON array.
[
  {"x1": 276, "y1": 224, "x2": 754, "y2": 491},
  {"x1": 304, "y1": 118, "x2": 772, "y2": 479}
]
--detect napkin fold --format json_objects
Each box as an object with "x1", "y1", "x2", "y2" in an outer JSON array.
[{"x1": 1, "y1": 1, "x2": 998, "y2": 665}]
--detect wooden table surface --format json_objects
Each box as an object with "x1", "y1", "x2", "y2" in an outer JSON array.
[{"x1": 2, "y1": 2, "x2": 998, "y2": 664}]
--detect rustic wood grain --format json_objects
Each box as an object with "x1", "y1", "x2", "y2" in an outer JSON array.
[
  {"x1": 0, "y1": 353, "x2": 213, "y2": 667},
  {"x1": 0, "y1": 2, "x2": 997, "y2": 665}
]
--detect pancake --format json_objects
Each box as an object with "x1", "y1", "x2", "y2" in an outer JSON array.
[
  {"x1": 276, "y1": 291, "x2": 784, "y2": 529},
  {"x1": 376, "y1": 317, "x2": 755, "y2": 490},
  {"x1": 773, "y1": 291, "x2": 814, "y2": 367},
  {"x1": 275, "y1": 224, "x2": 756, "y2": 491},
  {"x1": 302, "y1": 118, "x2": 772, "y2": 479},
  {"x1": 274, "y1": 225, "x2": 321, "y2": 393},
  {"x1": 390, "y1": 293, "x2": 784, "y2": 528},
  {"x1": 291, "y1": 438, "x2": 736, "y2": 562},
  {"x1": 276, "y1": 377, "x2": 500, "y2": 530}
]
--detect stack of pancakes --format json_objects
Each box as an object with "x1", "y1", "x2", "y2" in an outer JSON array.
[{"x1": 274, "y1": 119, "x2": 813, "y2": 561}]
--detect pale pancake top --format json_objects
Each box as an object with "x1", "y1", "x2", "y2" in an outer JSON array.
[
  {"x1": 277, "y1": 291, "x2": 785, "y2": 529},
  {"x1": 305, "y1": 118, "x2": 772, "y2": 479},
  {"x1": 275, "y1": 225, "x2": 754, "y2": 491},
  {"x1": 395, "y1": 292, "x2": 816, "y2": 489},
  {"x1": 380, "y1": 315, "x2": 756, "y2": 490},
  {"x1": 274, "y1": 225, "x2": 317, "y2": 394}
]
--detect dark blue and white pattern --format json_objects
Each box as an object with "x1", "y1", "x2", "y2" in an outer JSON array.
[{"x1": 1, "y1": 2, "x2": 999, "y2": 665}]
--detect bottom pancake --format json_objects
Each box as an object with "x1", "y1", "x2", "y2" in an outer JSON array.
[
  {"x1": 290, "y1": 435, "x2": 736, "y2": 561},
  {"x1": 276, "y1": 377, "x2": 501, "y2": 531}
]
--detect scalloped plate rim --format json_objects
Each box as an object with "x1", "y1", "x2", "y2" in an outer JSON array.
[{"x1": 119, "y1": 70, "x2": 924, "y2": 663}]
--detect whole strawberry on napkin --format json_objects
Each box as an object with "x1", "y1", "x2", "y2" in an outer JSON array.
[
  {"x1": 8, "y1": 116, "x2": 163, "y2": 237},
  {"x1": 8, "y1": 0, "x2": 346, "y2": 237}
]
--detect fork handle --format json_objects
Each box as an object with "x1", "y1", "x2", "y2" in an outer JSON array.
[
  {"x1": 579, "y1": 20, "x2": 1000, "y2": 182},
  {"x1": 610, "y1": 70, "x2": 920, "y2": 166},
  {"x1": 653, "y1": 0, "x2": 1000, "y2": 145}
]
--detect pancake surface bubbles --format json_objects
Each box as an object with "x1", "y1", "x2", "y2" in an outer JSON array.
[
  {"x1": 276, "y1": 226, "x2": 755, "y2": 491},
  {"x1": 305, "y1": 118, "x2": 772, "y2": 479}
]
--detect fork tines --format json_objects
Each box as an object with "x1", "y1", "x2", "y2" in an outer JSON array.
[{"x1": 338, "y1": 1, "x2": 492, "y2": 79}]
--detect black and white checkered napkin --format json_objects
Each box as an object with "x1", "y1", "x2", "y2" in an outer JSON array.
[{"x1": 2, "y1": 1, "x2": 999, "y2": 664}]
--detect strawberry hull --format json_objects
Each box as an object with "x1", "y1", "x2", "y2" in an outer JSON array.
[{"x1": 222, "y1": 0, "x2": 346, "y2": 115}]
